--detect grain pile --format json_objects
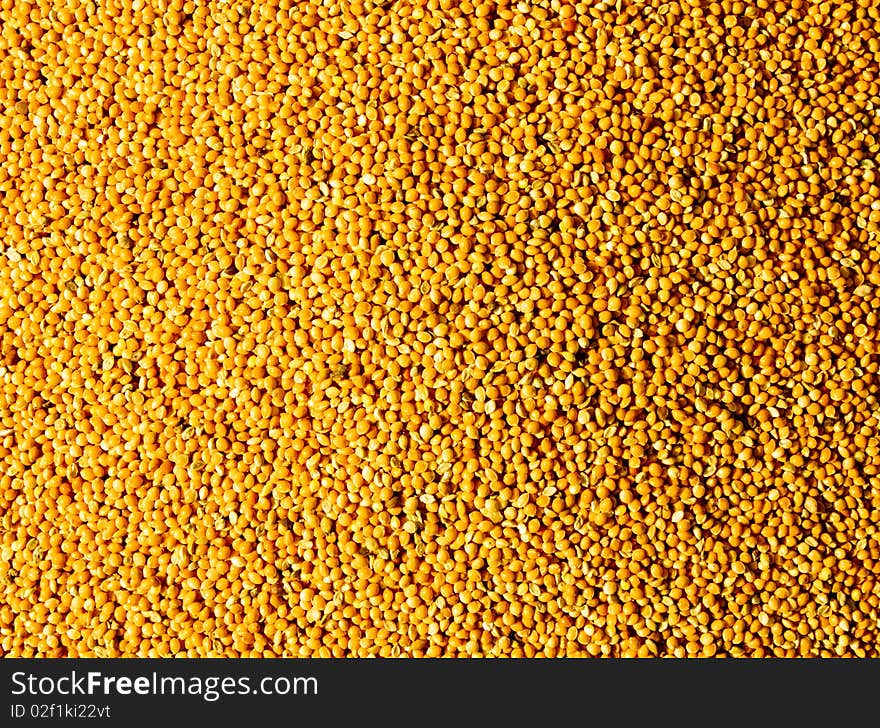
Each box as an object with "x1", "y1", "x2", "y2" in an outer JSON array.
[{"x1": 1, "y1": 0, "x2": 880, "y2": 657}]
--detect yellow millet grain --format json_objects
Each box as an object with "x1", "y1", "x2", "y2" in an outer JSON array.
[{"x1": 1, "y1": 0, "x2": 880, "y2": 658}]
